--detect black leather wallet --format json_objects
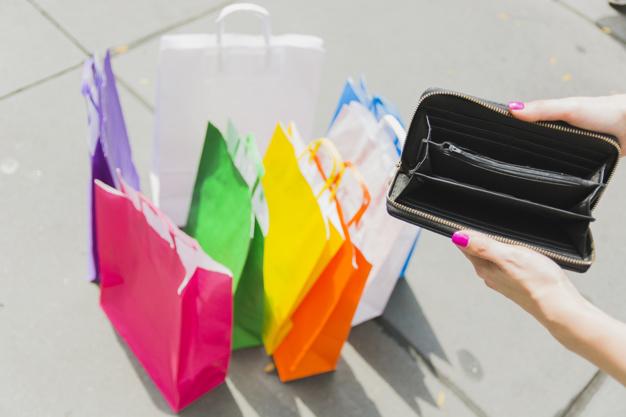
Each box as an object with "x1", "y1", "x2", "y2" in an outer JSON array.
[{"x1": 387, "y1": 88, "x2": 621, "y2": 272}]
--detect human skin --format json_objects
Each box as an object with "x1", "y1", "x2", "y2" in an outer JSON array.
[{"x1": 452, "y1": 95, "x2": 626, "y2": 386}]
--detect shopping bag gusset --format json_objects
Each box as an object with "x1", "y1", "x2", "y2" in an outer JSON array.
[{"x1": 82, "y1": 51, "x2": 140, "y2": 282}]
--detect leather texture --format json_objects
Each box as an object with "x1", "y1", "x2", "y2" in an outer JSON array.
[{"x1": 387, "y1": 89, "x2": 621, "y2": 272}]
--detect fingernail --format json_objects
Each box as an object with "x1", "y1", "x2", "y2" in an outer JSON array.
[
  {"x1": 452, "y1": 232, "x2": 470, "y2": 248},
  {"x1": 508, "y1": 101, "x2": 525, "y2": 111}
]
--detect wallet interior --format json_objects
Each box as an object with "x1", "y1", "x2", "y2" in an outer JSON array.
[{"x1": 393, "y1": 94, "x2": 619, "y2": 261}]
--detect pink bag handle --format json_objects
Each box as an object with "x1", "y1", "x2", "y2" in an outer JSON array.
[{"x1": 117, "y1": 170, "x2": 198, "y2": 251}]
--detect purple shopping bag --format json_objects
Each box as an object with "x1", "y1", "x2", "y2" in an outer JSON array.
[{"x1": 82, "y1": 51, "x2": 140, "y2": 281}]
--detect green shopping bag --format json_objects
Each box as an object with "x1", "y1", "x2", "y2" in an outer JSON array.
[{"x1": 185, "y1": 122, "x2": 264, "y2": 350}]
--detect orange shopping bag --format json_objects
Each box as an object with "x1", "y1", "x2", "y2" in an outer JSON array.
[{"x1": 273, "y1": 143, "x2": 372, "y2": 382}]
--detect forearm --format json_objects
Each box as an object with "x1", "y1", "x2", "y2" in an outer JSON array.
[{"x1": 546, "y1": 299, "x2": 626, "y2": 386}]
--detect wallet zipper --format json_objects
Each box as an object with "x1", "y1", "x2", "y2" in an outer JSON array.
[
  {"x1": 390, "y1": 89, "x2": 617, "y2": 268},
  {"x1": 436, "y1": 142, "x2": 596, "y2": 186}
]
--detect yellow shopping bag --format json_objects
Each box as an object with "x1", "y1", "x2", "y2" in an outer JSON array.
[{"x1": 261, "y1": 124, "x2": 344, "y2": 353}]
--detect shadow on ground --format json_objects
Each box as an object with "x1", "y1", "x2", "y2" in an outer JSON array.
[
  {"x1": 381, "y1": 279, "x2": 448, "y2": 364},
  {"x1": 111, "y1": 278, "x2": 448, "y2": 417}
]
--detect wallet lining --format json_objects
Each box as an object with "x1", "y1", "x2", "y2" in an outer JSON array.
[{"x1": 396, "y1": 111, "x2": 605, "y2": 258}]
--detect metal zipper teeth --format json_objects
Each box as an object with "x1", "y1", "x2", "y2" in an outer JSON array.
[
  {"x1": 387, "y1": 196, "x2": 593, "y2": 266},
  {"x1": 441, "y1": 144, "x2": 589, "y2": 186},
  {"x1": 392, "y1": 89, "x2": 620, "y2": 267},
  {"x1": 413, "y1": 90, "x2": 621, "y2": 210}
]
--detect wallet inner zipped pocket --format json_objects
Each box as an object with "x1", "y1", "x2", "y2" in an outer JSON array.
[
  {"x1": 426, "y1": 141, "x2": 603, "y2": 210},
  {"x1": 427, "y1": 114, "x2": 601, "y2": 173},
  {"x1": 425, "y1": 106, "x2": 610, "y2": 164}
]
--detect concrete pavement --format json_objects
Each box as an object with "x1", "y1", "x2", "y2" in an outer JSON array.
[{"x1": 1, "y1": 0, "x2": 625, "y2": 415}]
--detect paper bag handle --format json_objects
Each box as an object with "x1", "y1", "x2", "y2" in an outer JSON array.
[
  {"x1": 117, "y1": 170, "x2": 199, "y2": 252},
  {"x1": 306, "y1": 140, "x2": 371, "y2": 229},
  {"x1": 379, "y1": 114, "x2": 407, "y2": 150},
  {"x1": 216, "y1": 3, "x2": 271, "y2": 47},
  {"x1": 337, "y1": 161, "x2": 371, "y2": 228}
]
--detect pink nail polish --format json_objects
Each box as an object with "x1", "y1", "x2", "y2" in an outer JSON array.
[
  {"x1": 508, "y1": 101, "x2": 525, "y2": 110},
  {"x1": 452, "y1": 232, "x2": 470, "y2": 248}
]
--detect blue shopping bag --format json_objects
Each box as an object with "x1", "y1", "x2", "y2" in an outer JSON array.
[{"x1": 328, "y1": 77, "x2": 405, "y2": 156}]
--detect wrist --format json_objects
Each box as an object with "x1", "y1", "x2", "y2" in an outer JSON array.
[
  {"x1": 527, "y1": 281, "x2": 589, "y2": 341},
  {"x1": 542, "y1": 294, "x2": 598, "y2": 349}
]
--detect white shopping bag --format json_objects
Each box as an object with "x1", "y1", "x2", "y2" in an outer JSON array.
[
  {"x1": 327, "y1": 101, "x2": 420, "y2": 325},
  {"x1": 153, "y1": 3, "x2": 325, "y2": 225}
]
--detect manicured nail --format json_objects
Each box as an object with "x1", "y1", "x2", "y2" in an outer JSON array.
[
  {"x1": 508, "y1": 101, "x2": 525, "y2": 111},
  {"x1": 452, "y1": 232, "x2": 470, "y2": 248}
]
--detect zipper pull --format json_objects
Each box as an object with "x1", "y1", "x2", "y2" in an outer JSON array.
[{"x1": 442, "y1": 142, "x2": 461, "y2": 154}]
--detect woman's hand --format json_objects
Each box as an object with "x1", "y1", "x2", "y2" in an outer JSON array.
[
  {"x1": 450, "y1": 230, "x2": 587, "y2": 334},
  {"x1": 451, "y1": 94, "x2": 626, "y2": 384},
  {"x1": 452, "y1": 230, "x2": 626, "y2": 386},
  {"x1": 508, "y1": 95, "x2": 626, "y2": 154}
]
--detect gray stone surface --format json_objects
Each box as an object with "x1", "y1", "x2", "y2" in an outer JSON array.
[
  {"x1": 2, "y1": 0, "x2": 626, "y2": 416},
  {"x1": 113, "y1": 0, "x2": 626, "y2": 138},
  {"x1": 581, "y1": 375, "x2": 626, "y2": 416},
  {"x1": 0, "y1": 12, "x2": 473, "y2": 417},
  {"x1": 30, "y1": 0, "x2": 228, "y2": 52},
  {"x1": 0, "y1": 0, "x2": 84, "y2": 97},
  {"x1": 559, "y1": 0, "x2": 619, "y2": 21},
  {"x1": 559, "y1": 0, "x2": 626, "y2": 43}
]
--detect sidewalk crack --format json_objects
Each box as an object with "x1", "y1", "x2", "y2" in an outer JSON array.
[
  {"x1": 556, "y1": 370, "x2": 607, "y2": 417},
  {"x1": 25, "y1": 0, "x2": 90, "y2": 55}
]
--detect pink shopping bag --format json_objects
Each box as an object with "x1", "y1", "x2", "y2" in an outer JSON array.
[{"x1": 95, "y1": 178, "x2": 233, "y2": 412}]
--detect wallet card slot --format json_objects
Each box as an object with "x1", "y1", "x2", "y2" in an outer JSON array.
[
  {"x1": 427, "y1": 114, "x2": 599, "y2": 171},
  {"x1": 426, "y1": 141, "x2": 602, "y2": 210},
  {"x1": 397, "y1": 173, "x2": 591, "y2": 257},
  {"x1": 426, "y1": 107, "x2": 607, "y2": 163}
]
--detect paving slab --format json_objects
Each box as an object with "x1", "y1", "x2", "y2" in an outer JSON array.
[
  {"x1": 3, "y1": 0, "x2": 626, "y2": 415},
  {"x1": 31, "y1": 0, "x2": 229, "y2": 52},
  {"x1": 580, "y1": 375, "x2": 626, "y2": 416},
  {"x1": 107, "y1": 1, "x2": 626, "y2": 414},
  {"x1": 559, "y1": 0, "x2": 620, "y2": 21},
  {"x1": 559, "y1": 0, "x2": 626, "y2": 43},
  {"x1": 113, "y1": 0, "x2": 626, "y2": 141},
  {"x1": 0, "y1": 62, "x2": 478, "y2": 416},
  {"x1": 0, "y1": 66, "x2": 153, "y2": 417},
  {"x1": 0, "y1": 0, "x2": 84, "y2": 97}
]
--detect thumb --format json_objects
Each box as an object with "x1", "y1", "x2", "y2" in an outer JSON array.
[
  {"x1": 507, "y1": 98, "x2": 583, "y2": 125},
  {"x1": 451, "y1": 230, "x2": 511, "y2": 265}
]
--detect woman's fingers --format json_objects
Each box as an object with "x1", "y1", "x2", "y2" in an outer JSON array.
[
  {"x1": 451, "y1": 230, "x2": 510, "y2": 266},
  {"x1": 508, "y1": 98, "x2": 584, "y2": 124},
  {"x1": 507, "y1": 95, "x2": 626, "y2": 155}
]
